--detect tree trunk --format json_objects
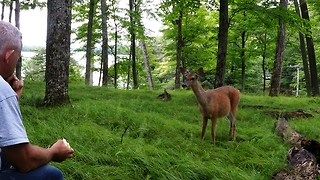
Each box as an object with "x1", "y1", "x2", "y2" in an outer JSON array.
[
  {"x1": 140, "y1": 40, "x2": 154, "y2": 90},
  {"x1": 293, "y1": 0, "x2": 312, "y2": 97},
  {"x1": 174, "y1": 10, "x2": 182, "y2": 90},
  {"x1": 262, "y1": 33, "x2": 267, "y2": 93},
  {"x1": 1, "y1": 1, "x2": 4, "y2": 20},
  {"x1": 126, "y1": 50, "x2": 131, "y2": 89},
  {"x1": 110, "y1": 1, "x2": 118, "y2": 88},
  {"x1": 299, "y1": 0, "x2": 319, "y2": 96},
  {"x1": 8, "y1": 1, "x2": 12, "y2": 23},
  {"x1": 14, "y1": 0, "x2": 21, "y2": 80},
  {"x1": 269, "y1": 0, "x2": 287, "y2": 96},
  {"x1": 44, "y1": 0, "x2": 72, "y2": 105},
  {"x1": 98, "y1": 56, "x2": 102, "y2": 86},
  {"x1": 241, "y1": 30, "x2": 246, "y2": 92},
  {"x1": 114, "y1": 25, "x2": 118, "y2": 88},
  {"x1": 129, "y1": 0, "x2": 138, "y2": 89},
  {"x1": 85, "y1": 0, "x2": 95, "y2": 85},
  {"x1": 101, "y1": 0, "x2": 108, "y2": 86},
  {"x1": 14, "y1": 0, "x2": 19, "y2": 38},
  {"x1": 215, "y1": 0, "x2": 228, "y2": 88}
]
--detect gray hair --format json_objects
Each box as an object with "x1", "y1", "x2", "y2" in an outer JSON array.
[{"x1": 0, "y1": 21, "x2": 22, "y2": 56}]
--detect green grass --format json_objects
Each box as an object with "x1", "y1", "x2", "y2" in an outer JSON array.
[{"x1": 19, "y1": 81, "x2": 320, "y2": 180}]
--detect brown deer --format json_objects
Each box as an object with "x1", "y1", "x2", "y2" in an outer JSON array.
[{"x1": 180, "y1": 67, "x2": 240, "y2": 144}]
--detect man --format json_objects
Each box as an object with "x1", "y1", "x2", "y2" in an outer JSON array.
[{"x1": 0, "y1": 21, "x2": 74, "y2": 179}]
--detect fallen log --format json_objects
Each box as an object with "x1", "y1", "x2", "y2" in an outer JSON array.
[
  {"x1": 274, "y1": 118, "x2": 307, "y2": 146},
  {"x1": 273, "y1": 118, "x2": 319, "y2": 179}
]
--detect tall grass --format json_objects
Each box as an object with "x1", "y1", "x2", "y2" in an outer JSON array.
[{"x1": 19, "y1": 81, "x2": 320, "y2": 180}]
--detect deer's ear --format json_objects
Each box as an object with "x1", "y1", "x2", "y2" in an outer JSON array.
[
  {"x1": 197, "y1": 68, "x2": 204, "y2": 76},
  {"x1": 180, "y1": 67, "x2": 189, "y2": 75},
  {"x1": 180, "y1": 67, "x2": 185, "y2": 74}
]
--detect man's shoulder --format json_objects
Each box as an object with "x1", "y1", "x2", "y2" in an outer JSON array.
[
  {"x1": 0, "y1": 76, "x2": 8, "y2": 87},
  {"x1": 0, "y1": 76, "x2": 16, "y2": 101}
]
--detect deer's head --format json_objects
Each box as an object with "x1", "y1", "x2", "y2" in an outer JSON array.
[{"x1": 180, "y1": 67, "x2": 204, "y2": 88}]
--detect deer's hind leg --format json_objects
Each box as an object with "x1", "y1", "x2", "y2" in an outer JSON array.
[
  {"x1": 228, "y1": 89, "x2": 240, "y2": 141},
  {"x1": 227, "y1": 113, "x2": 236, "y2": 141}
]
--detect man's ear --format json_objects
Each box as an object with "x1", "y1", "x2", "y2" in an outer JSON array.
[{"x1": 4, "y1": 50, "x2": 15, "y2": 63}]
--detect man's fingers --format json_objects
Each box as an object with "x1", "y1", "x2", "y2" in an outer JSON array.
[{"x1": 5, "y1": 75, "x2": 14, "y2": 82}]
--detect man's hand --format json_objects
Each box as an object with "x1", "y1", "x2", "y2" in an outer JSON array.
[
  {"x1": 50, "y1": 139, "x2": 74, "y2": 163},
  {"x1": 6, "y1": 74, "x2": 24, "y2": 99},
  {"x1": 2, "y1": 141, "x2": 74, "y2": 172}
]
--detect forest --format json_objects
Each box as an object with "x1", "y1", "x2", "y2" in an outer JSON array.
[
  {"x1": 1, "y1": 0, "x2": 320, "y2": 105},
  {"x1": 2, "y1": 1, "x2": 320, "y2": 179}
]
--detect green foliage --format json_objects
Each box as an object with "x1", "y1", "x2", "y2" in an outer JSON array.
[
  {"x1": 69, "y1": 56, "x2": 85, "y2": 83},
  {"x1": 71, "y1": 0, "x2": 162, "y2": 89},
  {"x1": 156, "y1": 0, "x2": 320, "y2": 93},
  {"x1": 22, "y1": 49, "x2": 84, "y2": 83},
  {"x1": 19, "y1": 81, "x2": 320, "y2": 180},
  {"x1": 159, "y1": 0, "x2": 201, "y2": 22},
  {"x1": 23, "y1": 49, "x2": 46, "y2": 81},
  {"x1": 72, "y1": 0, "x2": 102, "y2": 48},
  {"x1": 20, "y1": 0, "x2": 46, "y2": 10},
  {"x1": 161, "y1": 4, "x2": 217, "y2": 70},
  {"x1": 16, "y1": 0, "x2": 320, "y2": 94}
]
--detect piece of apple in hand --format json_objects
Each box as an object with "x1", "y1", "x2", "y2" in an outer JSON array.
[{"x1": 62, "y1": 138, "x2": 71, "y2": 148}]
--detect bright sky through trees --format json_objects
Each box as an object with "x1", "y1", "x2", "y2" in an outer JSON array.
[{"x1": 2, "y1": 1, "x2": 163, "y2": 47}]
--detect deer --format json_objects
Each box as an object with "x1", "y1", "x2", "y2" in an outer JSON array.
[{"x1": 180, "y1": 67, "x2": 240, "y2": 144}]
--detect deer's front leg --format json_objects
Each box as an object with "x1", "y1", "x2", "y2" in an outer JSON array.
[
  {"x1": 211, "y1": 117, "x2": 218, "y2": 144},
  {"x1": 201, "y1": 117, "x2": 208, "y2": 140}
]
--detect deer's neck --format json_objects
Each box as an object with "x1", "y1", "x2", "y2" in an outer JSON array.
[{"x1": 191, "y1": 81, "x2": 208, "y2": 107}]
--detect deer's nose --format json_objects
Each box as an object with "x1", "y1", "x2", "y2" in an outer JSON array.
[{"x1": 182, "y1": 84, "x2": 187, "y2": 88}]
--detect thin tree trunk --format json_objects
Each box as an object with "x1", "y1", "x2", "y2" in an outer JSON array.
[
  {"x1": 110, "y1": 1, "x2": 118, "y2": 88},
  {"x1": 262, "y1": 32, "x2": 267, "y2": 93},
  {"x1": 215, "y1": 0, "x2": 228, "y2": 88},
  {"x1": 140, "y1": 40, "x2": 154, "y2": 90},
  {"x1": 127, "y1": 50, "x2": 131, "y2": 89},
  {"x1": 8, "y1": 1, "x2": 12, "y2": 23},
  {"x1": 85, "y1": 0, "x2": 95, "y2": 85},
  {"x1": 269, "y1": 0, "x2": 287, "y2": 96},
  {"x1": 114, "y1": 24, "x2": 118, "y2": 88},
  {"x1": 101, "y1": 0, "x2": 108, "y2": 86},
  {"x1": 98, "y1": 59, "x2": 102, "y2": 86},
  {"x1": 241, "y1": 30, "x2": 246, "y2": 92},
  {"x1": 299, "y1": 0, "x2": 319, "y2": 96},
  {"x1": 14, "y1": 0, "x2": 19, "y2": 32},
  {"x1": 174, "y1": 10, "x2": 182, "y2": 89},
  {"x1": 1, "y1": 1, "x2": 5, "y2": 20},
  {"x1": 294, "y1": 0, "x2": 312, "y2": 97},
  {"x1": 129, "y1": 0, "x2": 138, "y2": 89},
  {"x1": 15, "y1": 0, "x2": 21, "y2": 80}
]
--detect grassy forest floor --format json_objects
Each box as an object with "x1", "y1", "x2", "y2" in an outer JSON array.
[{"x1": 19, "y1": 81, "x2": 320, "y2": 180}]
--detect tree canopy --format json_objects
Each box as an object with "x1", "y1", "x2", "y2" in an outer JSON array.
[{"x1": 7, "y1": 0, "x2": 320, "y2": 96}]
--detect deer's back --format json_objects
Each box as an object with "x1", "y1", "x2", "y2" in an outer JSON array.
[{"x1": 199, "y1": 86, "x2": 240, "y2": 118}]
